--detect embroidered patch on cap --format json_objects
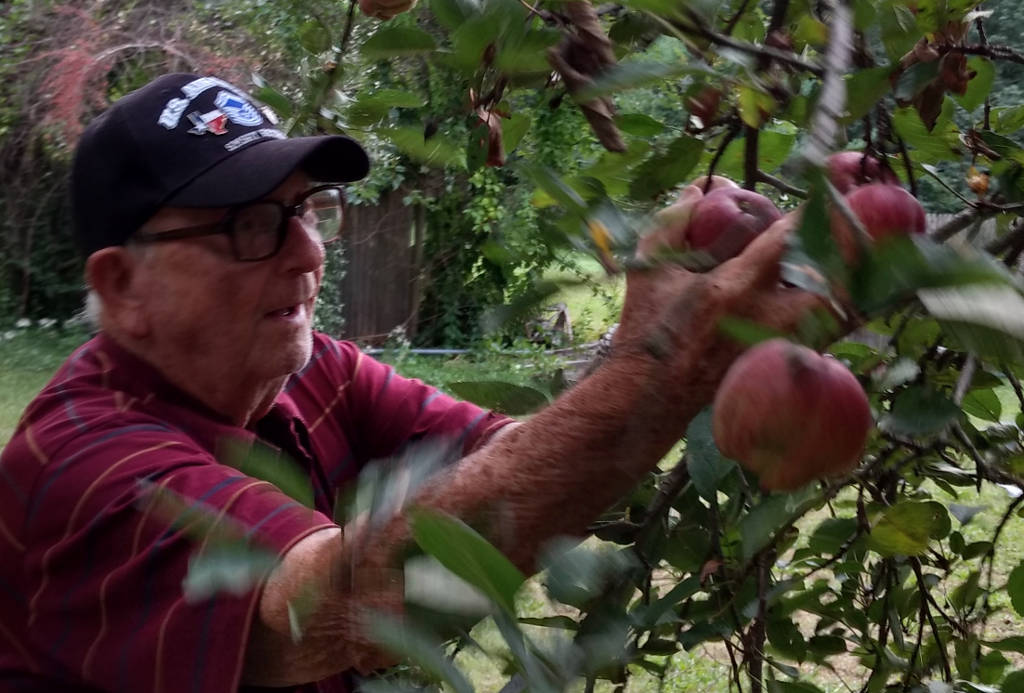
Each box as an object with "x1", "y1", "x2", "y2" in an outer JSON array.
[
  {"x1": 214, "y1": 91, "x2": 263, "y2": 126},
  {"x1": 187, "y1": 110, "x2": 229, "y2": 135}
]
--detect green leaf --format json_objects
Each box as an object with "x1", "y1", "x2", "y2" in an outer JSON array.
[
  {"x1": 298, "y1": 20, "x2": 330, "y2": 55},
  {"x1": 738, "y1": 85, "x2": 775, "y2": 128},
  {"x1": 362, "y1": 26, "x2": 437, "y2": 59},
  {"x1": 347, "y1": 89, "x2": 426, "y2": 127},
  {"x1": 877, "y1": 357, "x2": 920, "y2": 389},
  {"x1": 628, "y1": 135, "x2": 704, "y2": 200},
  {"x1": 445, "y1": 380, "x2": 550, "y2": 415},
  {"x1": 502, "y1": 112, "x2": 530, "y2": 153},
  {"x1": 956, "y1": 57, "x2": 995, "y2": 113},
  {"x1": 222, "y1": 440, "x2": 314, "y2": 508},
  {"x1": 808, "y1": 634, "x2": 847, "y2": 657},
  {"x1": 739, "y1": 487, "x2": 820, "y2": 561},
  {"x1": 768, "y1": 681, "x2": 825, "y2": 693},
  {"x1": 784, "y1": 175, "x2": 843, "y2": 296},
  {"x1": 381, "y1": 126, "x2": 466, "y2": 168},
  {"x1": 404, "y1": 554, "x2": 492, "y2": 616},
  {"x1": 807, "y1": 517, "x2": 858, "y2": 555},
  {"x1": 577, "y1": 61, "x2": 717, "y2": 102},
  {"x1": 893, "y1": 61, "x2": 940, "y2": 103},
  {"x1": 880, "y1": 385, "x2": 960, "y2": 437},
  {"x1": 1008, "y1": 561, "x2": 1024, "y2": 618},
  {"x1": 518, "y1": 615, "x2": 579, "y2": 629},
  {"x1": 520, "y1": 164, "x2": 588, "y2": 214},
  {"x1": 368, "y1": 614, "x2": 475, "y2": 693},
  {"x1": 851, "y1": 234, "x2": 1016, "y2": 315},
  {"x1": 962, "y1": 388, "x2": 1003, "y2": 423},
  {"x1": 993, "y1": 105, "x2": 1024, "y2": 135},
  {"x1": 409, "y1": 508, "x2": 526, "y2": 613},
  {"x1": 1002, "y1": 670, "x2": 1024, "y2": 693},
  {"x1": 891, "y1": 103, "x2": 959, "y2": 162},
  {"x1": 182, "y1": 544, "x2": 278, "y2": 603},
  {"x1": 541, "y1": 540, "x2": 636, "y2": 609},
  {"x1": 879, "y1": 3, "x2": 920, "y2": 61},
  {"x1": 920, "y1": 285, "x2": 1024, "y2": 342},
  {"x1": 495, "y1": 31, "x2": 562, "y2": 75},
  {"x1": 985, "y1": 636, "x2": 1024, "y2": 654},
  {"x1": 252, "y1": 85, "x2": 293, "y2": 121},
  {"x1": 686, "y1": 408, "x2": 736, "y2": 501},
  {"x1": 615, "y1": 113, "x2": 665, "y2": 137},
  {"x1": 845, "y1": 67, "x2": 893, "y2": 122},
  {"x1": 430, "y1": 0, "x2": 480, "y2": 29},
  {"x1": 868, "y1": 500, "x2": 952, "y2": 557}
]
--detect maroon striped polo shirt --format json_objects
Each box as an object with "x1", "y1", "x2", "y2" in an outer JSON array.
[{"x1": 0, "y1": 332, "x2": 511, "y2": 692}]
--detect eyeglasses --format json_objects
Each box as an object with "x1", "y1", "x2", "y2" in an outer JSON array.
[{"x1": 131, "y1": 185, "x2": 345, "y2": 262}]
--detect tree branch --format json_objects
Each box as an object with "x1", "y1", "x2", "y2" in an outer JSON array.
[
  {"x1": 756, "y1": 170, "x2": 808, "y2": 198},
  {"x1": 669, "y1": 14, "x2": 824, "y2": 77},
  {"x1": 950, "y1": 43, "x2": 1024, "y2": 66},
  {"x1": 802, "y1": 0, "x2": 854, "y2": 167},
  {"x1": 744, "y1": 126, "x2": 760, "y2": 190}
]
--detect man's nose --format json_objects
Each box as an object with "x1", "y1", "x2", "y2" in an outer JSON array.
[{"x1": 278, "y1": 216, "x2": 326, "y2": 273}]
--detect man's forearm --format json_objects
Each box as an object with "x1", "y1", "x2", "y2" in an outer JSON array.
[{"x1": 245, "y1": 342, "x2": 721, "y2": 686}]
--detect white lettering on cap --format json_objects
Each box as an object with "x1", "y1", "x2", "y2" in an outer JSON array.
[
  {"x1": 158, "y1": 97, "x2": 190, "y2": 130},
  {"x1": 223, "y1": 128, "x2": 286, "y2": 152}
]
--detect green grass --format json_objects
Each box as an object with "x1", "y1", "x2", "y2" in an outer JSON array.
[
  {"x1": 0, "y1": 327, "x2": 91, "y2": 444},
  {"x1": 541, "y1": 255, "x2": 624, "y2": 343}
]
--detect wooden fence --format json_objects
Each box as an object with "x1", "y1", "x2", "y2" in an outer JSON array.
[{"x1": 339, "y1": 188, "x2": 420, "y2": 344}]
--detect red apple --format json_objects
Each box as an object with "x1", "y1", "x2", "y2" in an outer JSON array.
[
  {"x1": 684, "y1": 188, "x2": 783, "y2": 263},
  {"x1": 826, "y1": 151, "x2": 900, "y2": 194},
  {"x1": 832, "y1": 183, "x2": 926, "y2": 261},
  {"x1": 688, "y1": 174, "x2": 740, "y2": 193},
  {"x1": 845, "y1": 184, "x2": 927, "y2": 239},
  {"x1": 712, "y1": 339, "x2": 873, "y2": 491}
]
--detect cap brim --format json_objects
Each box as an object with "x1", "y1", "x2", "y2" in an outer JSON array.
[{"x1": 165, "y1": 135, "x2": 370, "y2": 208}]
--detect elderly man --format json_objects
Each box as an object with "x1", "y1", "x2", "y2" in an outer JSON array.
[{"x1": 0, "y1": 73, "x2": 825, "y2": 691}]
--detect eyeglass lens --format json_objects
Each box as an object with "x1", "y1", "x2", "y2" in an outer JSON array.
[{"x1": 232, "y1": 188, "x2": 344, "y2": 260}]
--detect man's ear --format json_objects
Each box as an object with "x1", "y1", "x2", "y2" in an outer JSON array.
[{"x1": 85, "y1": 247, "x2": 149, "y2": 338}]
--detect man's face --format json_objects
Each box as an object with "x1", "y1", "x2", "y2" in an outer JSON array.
[{"x1": 132, "y1": 171, "x2": 326, "y2": 391}]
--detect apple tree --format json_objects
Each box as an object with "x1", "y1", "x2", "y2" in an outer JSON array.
[{"x1": 275, "y1": 0, "x2": 1024, "y2": 691}]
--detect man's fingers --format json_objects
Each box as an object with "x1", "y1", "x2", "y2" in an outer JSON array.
[
  {"x1": 721, "y1": 211, "x2": 801, "y2": 287},
  {"x1": 637, "y1": 184, "x2": 704, "y2": 260}
]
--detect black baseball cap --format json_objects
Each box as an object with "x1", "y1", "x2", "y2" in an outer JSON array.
[{"x1": 71, "y1": 73, "x2": 370, "y2": 256}]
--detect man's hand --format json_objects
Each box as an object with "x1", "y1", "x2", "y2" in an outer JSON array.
[{"x1": 616, "y1": 183, "x2": 851, "y2": 428}]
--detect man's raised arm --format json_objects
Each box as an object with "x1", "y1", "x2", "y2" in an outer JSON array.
[{"x1": 244, "y1": 202, "x2": 838, "y2": 686}]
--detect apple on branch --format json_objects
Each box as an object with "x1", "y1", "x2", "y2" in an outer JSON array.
[
  {"x1": 831, "y1": 183, "x2": 927, "y2": 262},
  {"x1": 683, "y1": 188, "x2": 783, "y2": 264},
  {"x1": 712, "y1": 338, "x2": 873, "y2": 492},
  {"x1": 826, "y1": 151, "x2": 900, "y2": 194}
]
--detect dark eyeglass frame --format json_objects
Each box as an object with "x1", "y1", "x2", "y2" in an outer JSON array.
[{"x1": 131, "y1": 184, "x2": 345, "y2": 262}]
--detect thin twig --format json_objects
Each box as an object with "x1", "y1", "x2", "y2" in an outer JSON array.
[
  {"x1": 702, "y1": 121, "x2": 743, "y2": 191},
  {"x1": 744, "y1": 126, "x2": 760, "y2": 191},
  {"x1": 951, "y1": 43, "x2": 1024, "y2": 66},
  {"x1": 952, "y1": 354, "x2": 977, "y2": 406},
  {"x1": 756, "y1": 170, "x2": 808, "y2": 198},
  {"x1": 930, "y1": 206, "x2": 988, "y2": 242},
  {"x1": 976, "y1": 17, "x2": 992, "y2": 129},
  {"x1": 911, "y1": 560, "x2": 953, "y2": 681},
  {"x1": 667, "y1": 14, "x2": 825, "y2": 77}
]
